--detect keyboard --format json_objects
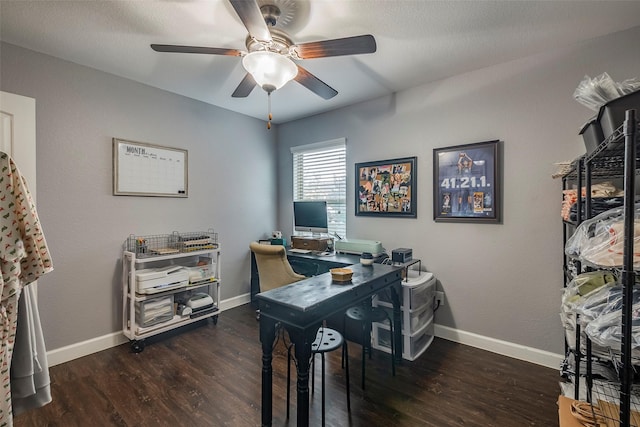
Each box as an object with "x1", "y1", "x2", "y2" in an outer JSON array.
[{"x1": 289, "y1": 248, "x2": 311, "y2": 254}]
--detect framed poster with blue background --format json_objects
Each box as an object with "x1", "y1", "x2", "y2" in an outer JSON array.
[{"x1": 433, "y1": 140, "x2": 500, "y2": 223}]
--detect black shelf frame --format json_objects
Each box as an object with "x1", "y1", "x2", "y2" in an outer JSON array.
[{"x1": 560, "y1": 110, "x2": 639, "y2": 426}]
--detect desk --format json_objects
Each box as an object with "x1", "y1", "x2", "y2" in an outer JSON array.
[
  {"x1": 256, "y1": 263, "x2": 402, "y2": 426},
  {"x1": 250, "y1": 249, "x2": 361, "y2": 307},
  {"x1": 287, "y1": 250, "x2": 362, "y2": 275}
]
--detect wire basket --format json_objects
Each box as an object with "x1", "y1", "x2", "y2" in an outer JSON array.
[
  {"x1": 177, "y1": 230, "x2": 218, "y2": 252},
  {"x1": 125, "y1": 229, "x2": 218, "y2": 258}
]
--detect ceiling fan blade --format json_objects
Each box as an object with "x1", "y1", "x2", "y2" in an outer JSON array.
[
  {"x1": 294, "y1": 65, "x2": 338, "y2": 100},
  {"x1": 151, "y1": 44, "x2": 242, "y2": 56},
  {"x1": 232, "y1": 73, "x2": 257, "y2": 98},
  {"x1": 295, "y1": 35, "x2": 377, "y2": 59},
  {"x1": 229, "y1": 0, "x2": 272, "y2": 42}
]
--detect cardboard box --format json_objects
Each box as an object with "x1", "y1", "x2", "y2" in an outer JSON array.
[{"x1": 557, "y1": 395, "x2": 585, "y2": 427}]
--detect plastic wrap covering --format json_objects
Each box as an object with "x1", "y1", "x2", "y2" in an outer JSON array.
[
  {"x1": 573, "y1": 73, "x2": 640, "y2": 111},
  {"x1": 562, "y1": 271, "x2": 618, "y2": 309},
  {"x1": 560, "y1": 273, "x2": 640, "y2": 363},
  {"x1": 560, "y1": 272, "x2": 617, "y2": 354},
  {"x1": 574, "y1": 284, "x2": 625, "y2": 324},
  {"x1": 562, "y1": 279, "x2": 640, "y2": 361},
  {"x1": 583, "y1": 285, "x2": 640, "y2": 350},
  {"x1": 565, "y1": 204, "x2": 640, "y2": 269},
  {"x1": 618, "y1": 77, "x2": 640, "y2": 97}
]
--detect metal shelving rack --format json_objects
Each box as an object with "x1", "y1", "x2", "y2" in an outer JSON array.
[{"x1": 560, "y1": 111, "x2": 639, "y2": 426}]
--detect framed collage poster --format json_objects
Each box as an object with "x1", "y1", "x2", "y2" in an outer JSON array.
[
  {"x1": 433, "y1": 140, "x2": 500, "y2": 223},
  {"x1": 355, "y1": 156, "x2": 417, "y2": 218}
]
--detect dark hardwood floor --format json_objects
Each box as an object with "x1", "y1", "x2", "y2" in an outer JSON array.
[{"x1": 14, "y1": 304, "x2": 560, "y2": 426}]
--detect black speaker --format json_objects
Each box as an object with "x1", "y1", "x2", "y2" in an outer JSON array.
[{"x1": 391, "y1": 248, "x2": 412, "y2": 263}]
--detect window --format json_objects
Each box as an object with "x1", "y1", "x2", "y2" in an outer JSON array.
[{"x1": 291, "y1": 138, "x2": 346, "y2": 238}]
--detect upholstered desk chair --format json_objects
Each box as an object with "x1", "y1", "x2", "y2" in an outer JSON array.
[
  {"x1": 250, "y1": 242, "x2": 305, "y2": 319},
  {"x1": 250, "y1": 242, "x2": 306, "y2": 291}
]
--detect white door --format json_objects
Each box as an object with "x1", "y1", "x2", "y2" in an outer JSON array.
[
  {"x1": 1, "y1": 91, "x2": 39, "y2": 298},
  {"x1": 0, "y1": 91, "x2": 37, "y2": 199}
]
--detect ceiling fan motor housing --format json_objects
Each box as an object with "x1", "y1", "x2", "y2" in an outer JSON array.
[
  {"x1": 245, "y1": 29, "x2": 294, "y2": 57},
  {"x1": 260, "y1": 4, "x2": 280, "y2": 27}
]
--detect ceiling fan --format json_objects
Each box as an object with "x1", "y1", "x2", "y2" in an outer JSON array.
[{"x1": 150, "y1": 0, "x2": 377, "y2": 102}]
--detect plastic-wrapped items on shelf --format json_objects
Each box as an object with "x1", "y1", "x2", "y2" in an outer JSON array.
[
  {"x1": 565, "y1": 204, "x2": 640, "y2": 268},
  {"x1": 563, "y1": 280, "x2": 640, "y2": 363},
  {"x1": 573, "y1": 284, "x2": 625, "y2": 324},
  {"x1": 562, "y1": 271, "x2": 617, "y2": 309},
  {"x1": 582, "y1": 286, "x2": 640, "y2": 350},
  {"x1": 560, "y1": 271, "x2": 617, "y2": 354},
  {"x1": 573, "y1": 72, "x2": 640, "y2": 111}
]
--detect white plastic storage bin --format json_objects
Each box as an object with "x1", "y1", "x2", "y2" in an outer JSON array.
[
  {"x1": 377, "y1": 271, "x2": 436, "y2": 312},
  {"x1": 135, "y1": 295, "x2": 174, "y2": 327},
  {"x1": 374, "y1": 302, "x2": 433, "y2": 336},
  {"x1": 373, "y1": 268, "x2": 437, "y2": 360},
  {"x1": 407, "y1": 303, "x2": 433, "y2": 335},
  {"x1": 373, "y1": 314, "x2": 435, "y2": 361}
]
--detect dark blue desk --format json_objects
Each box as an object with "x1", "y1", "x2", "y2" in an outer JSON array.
[
  {"x1": 256, "y1": 263, "x2": 402, "y2": 426},
  {"x1": 250, "y1": 249, "x2": 361, "y2": 307}
]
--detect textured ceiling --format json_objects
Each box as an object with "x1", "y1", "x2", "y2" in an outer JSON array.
[{"x1": 2, "y1": 0, "x2": 640, "y2": 124}]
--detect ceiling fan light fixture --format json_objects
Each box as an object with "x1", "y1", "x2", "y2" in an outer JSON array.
[{"x1": 242, "y1": 51, "x2": 297, "y2": 93}]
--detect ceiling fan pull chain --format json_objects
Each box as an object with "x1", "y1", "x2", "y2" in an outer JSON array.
[{"x1": 267, "y1": 92, "x2": 272, "y2": 129}]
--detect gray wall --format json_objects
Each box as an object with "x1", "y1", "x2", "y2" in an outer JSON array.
[
  {"x1": 277, "y1": 26, "x2": 640, "y2": 355},
  {"x1": 2, "y1": 24, "x2": 639, "y2": 357},
  {"x1": 0, "y1": 42, "x2": 277, "y2": 350}
]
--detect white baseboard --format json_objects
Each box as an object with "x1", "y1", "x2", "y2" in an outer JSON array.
[
  {"x1": 220, "y1": 293, "x2": 251, "y2": 311},
  {"x1": 434, "y1": 324, "x2": 563, "y2": 370},
  {"x1": 47, "y1": 297, "x2": 563, "y2": 370},
  {"x1": 46, "y1": 293, "x2": 253, "y2": 367},
  {"x1": 47, "y1": 331, "x2": 128, "y2": 367}
]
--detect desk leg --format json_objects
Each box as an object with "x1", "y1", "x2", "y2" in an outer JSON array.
[
  {"x1": 260, "y1": 317, "x2": 277, "y2": 427},
  {"x1": 390, "y1": 285, "x2": 403, "y2": 363},
  {"x1": 286, "y1": 325, "x2": 320, "y2": 427}
]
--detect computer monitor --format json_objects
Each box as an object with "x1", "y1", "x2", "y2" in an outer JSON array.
[{"x1": 293, "y1": 201, "x2": 328, "y2": 234}]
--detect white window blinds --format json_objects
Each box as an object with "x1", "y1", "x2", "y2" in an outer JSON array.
[{"x1": 291, "y1": 138, "x2": 346, "y2": 237}]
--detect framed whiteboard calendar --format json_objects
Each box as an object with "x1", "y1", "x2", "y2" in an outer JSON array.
[{"x1": 113, "y1": 138, "x2": 188, "y2": 197}]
